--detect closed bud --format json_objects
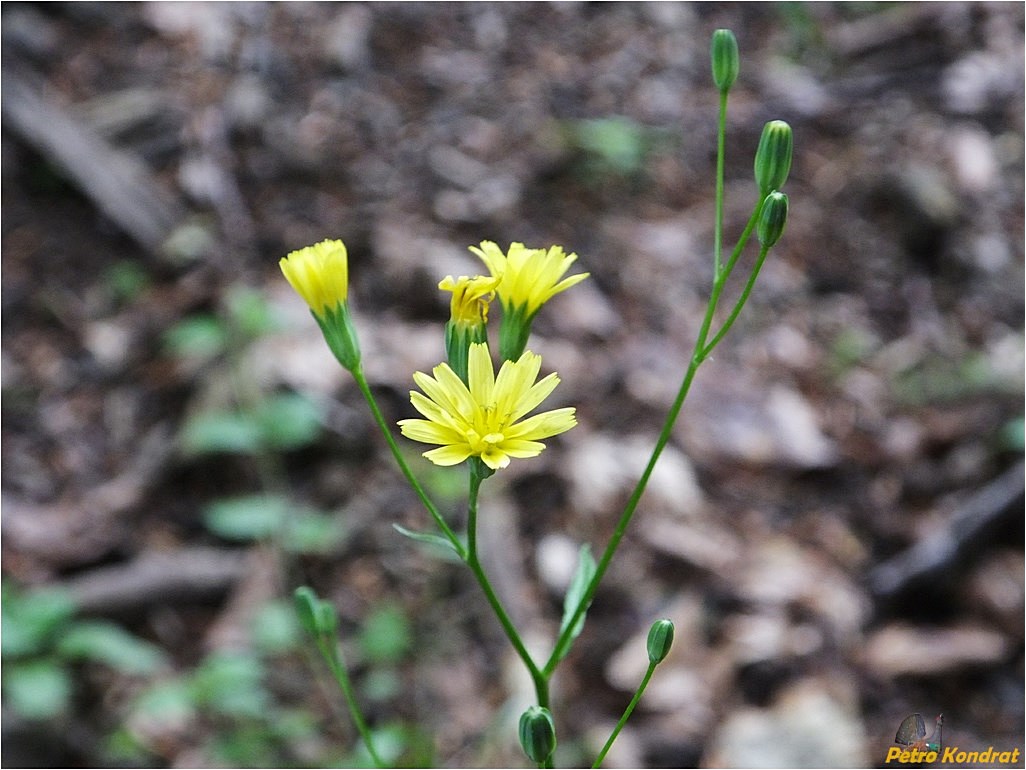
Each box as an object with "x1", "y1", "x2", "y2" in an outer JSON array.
[
  {"x1": 757, "y1": 191, "x2": 789, "y2": 247},
  {"x1": 646, "y1": 618, "x2": 675, "y2": 664},
  {"x1": 754, "y1": 120, "x2": 793, "y2": 196},
  {"x1": 519, "y1": 705, "x2": 557, "y2": 764},
  {"x1": 316, "y1": 600, "x2": 339, "y2": 637},
  {"x1": 711, "y1": 29, "x2": 740, "y2": 92},
  {"x1": 294, "y1": 586, "x2": 321, "y2": 636}
]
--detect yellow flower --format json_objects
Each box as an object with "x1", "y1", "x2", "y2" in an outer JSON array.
[
  {"x1": 470, "y1": 241, "x2": 588, "y2": 318},
  {"x1": 280, "y1": 238, "x2": 360, "y2": 371},
  {"x1": 439, "y1": 274, "x2": 500, "y2": 328},
  {"x1": 279, "y1": 239, "x2": 349, "y2": 316},
  {"x1": 398, "y1": 343, "x2": 577, "y2": 470}
]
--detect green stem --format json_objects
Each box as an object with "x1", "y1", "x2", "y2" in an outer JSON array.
[
  {"x1": 713, "y1": 90, "x2": 728, "y2": 278},
  {"x1": 315, "y1": 636, "x2": 385, "y2": 768},
  {"x1": 591, "y1": 662, "x2": 657, "y2": 768},
  {"x1": 351, "y1": 366, "x2": 466, "y2": 559},
  {"x1": 544, "y1": 202, "x2": 767, "y2": 677},
  {"x1": 701, "y1": 241, "x2": 771, "y2": 359},
  {"x1": 465, "y1": 470, "x2": 550, "y2": 708}
]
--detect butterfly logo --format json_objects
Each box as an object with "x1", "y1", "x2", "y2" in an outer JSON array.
[{"x1": 894, "y1": 713, "x2": 944, "y2": 753}]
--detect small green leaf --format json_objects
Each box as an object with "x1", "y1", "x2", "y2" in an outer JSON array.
[
  {"x1": 358, "y1": 604, "x2": 411, "y2": 664},
  {"x1": 3, "y1": 661, "x2": 72, "y2": 719},
  {"x1": 164, "y1": 315, "x2": 228, "y2": 359},
  {"x1": 250, "y1": 600, "x2": 302, "y2": 654},
  {"x1": 132, "y1": 678, "x2": 194, "y2": 724},
  {"x1": 57, "y1": 621, "x2": 167, "y2": 674},
  {"x1": 226, "y1": 286, "x2": 280, "y2": 338},
  {"x1": 190, "y1": 651, "x2": 268, "y2": 718},
  {"x1": 255, "y1": 392, "x2": 322, "y2": 450},
  {"x1": 392, "y1": 524, "x2": 461, "y2": 558},
  {"x1": 203, "y1": 495, "x2": 288, "y2": 541},
  {"x1": 557, "y1": 544, "x2": 597, "y2": 662},
  {"x1": 1, "y1": 585, "x2": 75, "y2": 657},
  {"x1": 282, "y1": 511, "x2": 346, "y2": 554},
  {"x1": 181, "y1": 410, "x2": 263, "y2": 454}
]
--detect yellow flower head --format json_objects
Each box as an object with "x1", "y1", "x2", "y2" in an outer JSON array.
[
  {"x1": 279, "y1": 239, "x2": 349, "y2": 316},
  {"x1": 398, "y1": 343, "x2": 577, "y2": 471},
  {"x1": 439, "y1": 274, "x2": 500, "y2": 328},
  {"x1": 470, "y1": 241, "x2": 589, "y2": 317}
]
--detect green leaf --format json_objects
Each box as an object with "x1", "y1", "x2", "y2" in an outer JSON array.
[
  {"x1": 1, "y1": 585, "x2": 75, "y2": 657},
  {"x1": 282, "y1": 511, "x2": 347, "y2": 554},
  {"x1": 358, "y1": 604, "x2": 411, "y2": 665},
  {"x1": 250, "y1": 600, "x2": 302, "y2": 654},
  {"x1": 556, "y1": 545, "x2": 596, "y2": 662},
  {"x1": 181, "y1": 410, "x2": 263, "y2": 454},
  {"x1": 572, "y1": 117, "x2": 647, "y2": 175},
  {"x1": 131, "y1": 678, "x2": 194, "y2": 723},
  {"x1": 255, "y1": 392, "x2": 322, "y2": 450},
  {"x1": 164, "y1": 315, "x2": 228, "y2": 359},
  {"x1": 3, "y1": 661, "x2": 72, "y2": 719},
  {"x1": 203, "y1": 495, "x2": 288, "y2": 541},
  {"x1": 190, "y1": 651, "x2": 268, "y2": 718},
  {"x1": 392, "y1": 524, "x2": 461, "y2": 559},
  {"x1": 57, "y1": 621, "x2": 167, "y2": 674},
  {"x1": 226, "y1": 286, "x2": 280, "y2": 338}
]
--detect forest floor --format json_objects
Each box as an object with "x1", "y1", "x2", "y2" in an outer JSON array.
[{"x1": 2, "y1": 3, "x2": 1024, "y2": 768}]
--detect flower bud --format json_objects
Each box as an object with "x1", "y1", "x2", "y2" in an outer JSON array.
[
  {"x1": 519, "y1": 705, "x2": 557, "y2": 764},
  {"x1": 711, "y1": 29, "x2": 740, "y2": 93},
  {"x1": 754, "y1": 120, "x2": 793, "y2": 196},
  {"x1": 646, "y1": 618, "x2": 675, "y2": 664},
  {"x1": 440, "y1": 274, "x2": 498, "y2": 383},
  {"x1": 280, "y1": 239, "x2": 361, "y2": 371},
  {"x1": 294, "y1": 586, "x2": 321, "y2": 636},
  {"x1": 757, "y1": 191, "x2": 789, "y2": 247}
]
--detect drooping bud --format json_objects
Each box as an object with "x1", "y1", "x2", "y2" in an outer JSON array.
[
  {"x1": 519, "y1": 705, "x2": 557, "y2": 764},
  {"x1": 646, "y1": 618, "x2": 675, "y2": 664},
  {"x1": 757, "y1": 191, "x2": 789, "y2": 247},
  {"x1": 754, "y1": 120, "x2": 793, "y2": 197},
  {"x1": 711, "y1": 29, "x2": 740, "y2": 93}
]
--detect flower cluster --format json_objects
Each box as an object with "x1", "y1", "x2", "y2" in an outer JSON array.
[{"x1": 281, "y1": 239, "x2": 587, "y2": 470}]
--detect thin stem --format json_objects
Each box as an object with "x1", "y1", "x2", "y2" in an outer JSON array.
[
  {"x1": 713, "y1": 90, "x2": 728, "y2": 278},
  {"x1": 701, "y1": 242, "x2": 771, "y2": 359},
  {"x1": 315, "y1": 636, "x2": 385, "y2": 768},
  {"x1": 544, "y1": 332, "x2": 706, "y2": 674},
  {"x1": 718, "y1": 202, "x2": 763, "y2": 292},
  {"x1": 465, "y1": 470, "x2": 550, "y2": 708},
  {"x1": 591, "y1": 662, "x2": 657, "y2": 768},
  {"x1": 351, "y1": 366, "x2": 466, "y2": 559},
  {"x1": 544, "y1": 212, "x2": 769, "y2": 675}
]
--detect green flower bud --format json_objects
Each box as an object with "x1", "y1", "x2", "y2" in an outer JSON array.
[
  {"x1": 316, "y1": 600, "x2": 339, "y2": 637},
  {"x1": 294, "y1": 586, "x2": 321, "y2": 636},
  {"x1": 757, "y1": 191, "x2": 789, "y2": 247},
  {"x1": 519, "y1": 705, "x2": 557, "y2": 764},
  {"x1": 646, "y1": 618, "x2": 675, "y2": 664},
  {"x1": 754, "y1": 120, "x2": 793, "y2": 196},
  {"x1": 711, "y1": 29, "x2": 740, "y2": 92}
]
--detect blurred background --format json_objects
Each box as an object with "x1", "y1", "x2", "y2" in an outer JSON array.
[{"x1": 2, "y1": 3, "x2": 1023, "y2": 767}]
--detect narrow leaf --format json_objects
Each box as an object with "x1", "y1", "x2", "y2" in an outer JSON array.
[
  {"x1": 392, "y1": 524, "x2": 461, "y2": 558},
  {"x1": 557, "y1": 544, "x2": 596, "y2": 661}
]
